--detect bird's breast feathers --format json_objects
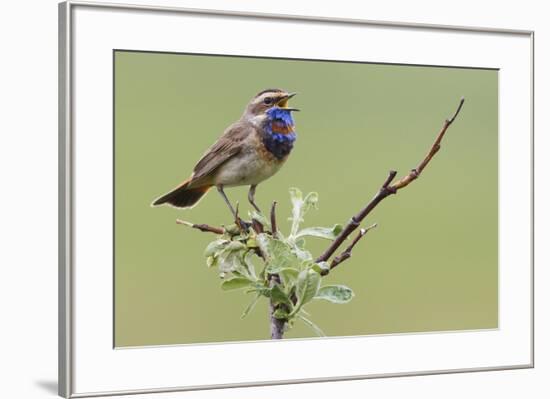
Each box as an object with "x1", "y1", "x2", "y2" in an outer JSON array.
[
  {"x1": 213, "y1": 139, "x2": 285, "y2": 187},
  {"x1": 198, "y1": 108, "x2": 297, "y2": 187}
]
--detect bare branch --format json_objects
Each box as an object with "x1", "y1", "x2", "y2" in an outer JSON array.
[
  {"x1": 176, "y1": 219, "x2": 225, "y2": 235},
  {"x1": 270, "y1": 201, "x2": 278, "y2": 236},
  {"x1": 382, "y1": 170, "x2": 398, "y2": 189},
  {"x1": 269, "y1": 274, "x2": 285, "y2": 339},
  {"x1": 391, "y1": 97, "x2": 465, "y2": 190},
  {"x1": 267, "y1": 201, "x2": 283, "y2": 338},
  {"x1": 448, "y1": 97, "x2": 465, "y2": 124},
  {"x1": 316, "y1": 170, "x2": 397, "y2": 263},
  {"x1": 234, "y1": 201, "x2": 241, "y2": 226},
  {"x1": 251, "y1": 218, "x2": 264, "y2": 234},
  {"x1": 316, "y1": 98, "x2": 464, "y2": 266},
  {"x1": 322, "y1": 223, "x2": 377, "y2": 275}
]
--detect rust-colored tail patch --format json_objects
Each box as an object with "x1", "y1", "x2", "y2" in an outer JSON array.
[{"x1": 152, "y1": 179, "x2": 211, "y2": 209}]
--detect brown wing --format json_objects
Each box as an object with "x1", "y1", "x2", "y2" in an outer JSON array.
[{"x1": 189, "y1": 121, "x2": 253, "y2": 185}]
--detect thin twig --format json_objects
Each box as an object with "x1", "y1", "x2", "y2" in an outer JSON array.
[
  {"x1": 322, "y1": 223, "x2": 377, "y2": 275},
  {"x1": 251, "y1": 218, "x2": 264, "y2": 234},
  {"x1": 234, "y1": 201, "x2": 240, "y2": 225},
  {"x1": 391, "y1": 97, "x2": 465, "y2": 190},
  {"x1": 270, "y1": 201, "x2": 278, "y2": 236},
  {"x1": 316, "y1": 97, "x2": 464, "y2": 265},
  {"x1": 234, "y1": 201, "x2": 250, "y2": 232},
  {"x1": 315, "y1": 170, "x2": 396, "y2": 263},
  {"x1": 382, "y1": 170, "x2": 398, "y2": 189},
  {"x1": 176, "y1": 219, "x2": 225, "y2": 235}
]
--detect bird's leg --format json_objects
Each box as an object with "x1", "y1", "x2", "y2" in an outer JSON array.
[
  {"x1": 217, "y1": 185, "x2": 237, "y2": 218},
  {"x1": 247, "y1": 185, "x2": 262, "y2": 213},
  {"x1": 217, "y1": 185, "x2": 249, "y2": 231}
]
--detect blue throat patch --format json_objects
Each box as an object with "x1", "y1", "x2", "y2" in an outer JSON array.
[{"x1": 262, "y1": 108, "x2": 297, "y2": 160}]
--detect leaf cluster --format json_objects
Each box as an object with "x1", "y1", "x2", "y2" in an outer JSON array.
[{"x1": 203, "y1": 188, "x2": 355, "y2": 337}]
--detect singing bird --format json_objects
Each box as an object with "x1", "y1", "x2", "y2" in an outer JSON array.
[{"x1": 152, "y1": 89, "x2": 299, "y2": 218}]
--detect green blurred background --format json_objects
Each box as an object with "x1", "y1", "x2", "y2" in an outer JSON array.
[{"x1": 114, "y1": 51, "x2": 498, "y2": 347}]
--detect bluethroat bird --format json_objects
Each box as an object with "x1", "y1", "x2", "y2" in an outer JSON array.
[{"x1": 152, "y1": 88, "x2": 299, "y2": 219}]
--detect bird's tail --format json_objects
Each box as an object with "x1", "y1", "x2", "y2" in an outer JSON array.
[{"x1": 152, "y1": 179, "x2": 211, "y2": 209}]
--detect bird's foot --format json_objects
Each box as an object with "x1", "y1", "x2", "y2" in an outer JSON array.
[
  {"x1": 235, "y1": 216, "x2": 252, "y2": 232},
  {"x1": 231, "y1": 201, "x2": 252, "y2": 233}
]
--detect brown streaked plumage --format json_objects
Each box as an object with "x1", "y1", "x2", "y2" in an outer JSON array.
[{"x1": 152, "y1": 89, "x2": 299, "y2": 218}]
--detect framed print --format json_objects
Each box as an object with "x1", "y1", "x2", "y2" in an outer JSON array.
[{"x1": 59, "y1": 1, "x2": 534, "y2": 397}]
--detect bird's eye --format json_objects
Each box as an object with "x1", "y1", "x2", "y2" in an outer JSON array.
[{"x1": 263, "y1": 97, "x2": 273, "y2": 105}]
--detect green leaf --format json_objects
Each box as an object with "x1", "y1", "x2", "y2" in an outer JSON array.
[
  {"x1": 289, "y1": 238, "x2": 313, "y2": 261},
  {"x1": 241, "y1": 293, "x2": 261, "y2": 319},
  {"x1": 217, "y1": 241, "x2": 247, "y2": 272},
  {"x1": 244, "y1": 250, "x2": 258, "y2": 280},
  {"x1": 288, "y1": 188, "x2": 320, "y2": 238},
  {"x1": 302, "y1": 191, "x2": 319, "y2": 212},
  {"x1": 289, "y1": 187, "x2": 303, "y2": 206},
  {"x1": 273, "y1": 308, "x2": 289, "y2": 320},
  {"x1": 257, "y1": 233, "x2": 301, "y2": 273},
  {"x1": 315, "y1": 285, "x2": 355, "y2": 304},
  {"x1": 224, "y1": 223, "x2": 241, "y2": 235},
  {"x1": 270, "y1": 284, "x2": 293, "y2": 307},
  {"x1": 295, "y1": 224, "x2": 343, "y2": 240},
  {"x1": 291, "y1": 269, "x2": 321, "y2": 316},
  {"x1": 297, "y1": 314, "x2": 326, "y2": 337},
  {"x1": 300, "y1": 307, "x2": 311, "y2": 317},
  {"x1": 225, "y1": 241, "x2": 247, "y2": 252},
  {"x1": 221, "y1": 277, "x2": 252, "y2": 291},
  {"x1": 279, "y1": 267, "x2": 299, "y2": 287},
  {"x1": 288, "y1": 188, "x2": 304, "y2": 237},
  {"x1": 255, "y1": 233, "x2": 271, "y2": 254},
  {"x1": 297, "y1": 270, "x2": 321, "y2": 305},
  {"x1": 246, "y1": 284, "x2": 271, "y2": 297},
  {"x1": 231, "y1": 233, "x2": 250, "y2": 242},
  {"x1": 204, "y1": 239, "x2": 229, "y2": 257},
  {"x1": 218, "y1": 251, "x2": 238, "y2": 273},
  {"x1": 231, "y1": 254, "x2": 253, "y2": 277}
]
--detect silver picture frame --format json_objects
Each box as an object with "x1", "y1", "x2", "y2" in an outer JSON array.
[{"x1": 59, "y1": 1, "x2": 534, "y2": 397}]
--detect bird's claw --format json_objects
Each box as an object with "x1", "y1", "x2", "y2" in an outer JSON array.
[{"x1": 236, "y1": 217, "x2": 252, "y2": 232}]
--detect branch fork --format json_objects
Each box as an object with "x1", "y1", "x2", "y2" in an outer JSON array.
[{"x1": 316, "y1": 97, "x2": 464, "y2": 270}]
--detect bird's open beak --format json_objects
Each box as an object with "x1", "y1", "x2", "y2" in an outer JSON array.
[{"x1": 277, "y1": 92, "x2": 299, "y2": 111}]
